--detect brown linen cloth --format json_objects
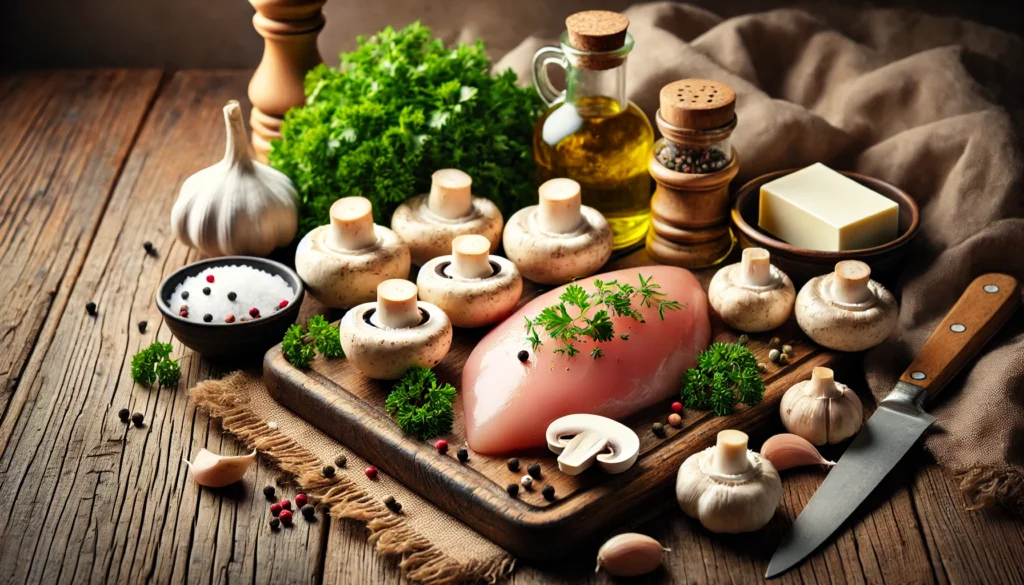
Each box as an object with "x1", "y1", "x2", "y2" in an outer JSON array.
[
  {"x1": 499, "y1": 3, "x2": 1024, "y2": 512},
  {"x1": 190, "y1": 373, "x2": 513, "y2": 585}
]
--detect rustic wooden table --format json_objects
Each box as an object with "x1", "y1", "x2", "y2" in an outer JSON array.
[{"x1": 0, "y1": 70, "x2": 1022, "y2": 585}]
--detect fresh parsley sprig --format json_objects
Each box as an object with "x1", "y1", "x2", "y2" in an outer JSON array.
[
  {"x1": 282, "y1": 315, "x2": 344, "y2": 368},
  {"x1": 131, "y1": 342, "x2": 181, "y2": 388},
  {"x1": 681, "y1": 342, "x2": 764, "y2": 415},
  {"x1": 524, "y1": 274, "x2": 683, "y2": 359},
  {"x1": 385, "y1": 367, "x2": 457, "y2": 440}
]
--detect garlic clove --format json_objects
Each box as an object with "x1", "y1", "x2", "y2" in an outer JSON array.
[
  {"x1": 760, "y1": 433, "x2": 835, "y2": 471},
  {"x1": 185, "y1": 448, "x2": 257, "y2": 488},
  {"x1": 596, "y1": 533, "x2": 670, "y2": 577}
]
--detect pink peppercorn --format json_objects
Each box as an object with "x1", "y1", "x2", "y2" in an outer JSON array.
[
  {"x1": 434, "y1": 439, "x2": 448, "y2": 454},
  {"x1": 249, "y1": 307, "x2": 260, "y2": 318},
  {"x1": 365, "y1": 466, "x2": 378, "y2": 480},
  {"x1": 206, "y1": 274, "x2": 215, "y2": 283},
  {"x1": 179, "y1": 310, "x2": 188, "y2": 318},
  {"x1": 278, "y1": 300, "x2": 289, "y2": 309},
  {"x1": 281, "y1": 498, "x2": 292, "y2": 511},
  {"x1": 270, "y1": 503, "x2": 282, "y2": 516},
  {"x1": 279, "y1": 509, "x2": 293, "y2": 526},
  {"x1": 295, "y1": 493, "x2": 308, "y2": 508},
  {"x1": 671, "y1": 401, "x2": 683, "y2": 413}
]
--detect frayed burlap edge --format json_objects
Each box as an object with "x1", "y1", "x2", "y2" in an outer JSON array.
[
  {"x1": 190, "y1": 372, "x2": 515, "y2": 585},
  {"x1": 954, "y1": 464, "x2": 1024, "y2": 515}
]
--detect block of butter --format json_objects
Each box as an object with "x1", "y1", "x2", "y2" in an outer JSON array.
[{"x1": 758, "y1": 163, "x2": 898, "y2": 251}]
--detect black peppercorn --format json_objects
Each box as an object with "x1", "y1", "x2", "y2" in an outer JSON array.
[
  {"x1": 542, "y1": 485, "x2": 555, "y2": 501},
  {"x1": 652, "y1": 422, "x2": 666, "y2": 438},
  {"x1": 322, "y1": 465, "x2": 336, "y2": 478},
  {"x1": 263, "y1": 485, "x2": 276, "y2": 500},
  {"x1": 181, "y1": 291, "x2": 189, "y2": 300},
  {"x1": 383, "y1": 495, "x2": 402, "y2": 513},
  {"x1": 86, "y1": 301, "x2": 97, "y2": 316},
  {"x1": 118, "y1": 408, "x2": 130, "y2": 422},
  {"x1": 517, "y1": 350, "x2": 529, "y2": 363},
  {"x1": 301, "y1": 504, "x2": 316, "y2": 519},
  {"x1": 202, "y1": 287, "x2": 211, "y2": 296},
  {"x1": 457, "y1": 447, "x2": 469, "y2": 463},
  {"x1": 228, "y1": 291, "x2": 237, "y2": 301},
  {"x1": 131, "y1": 412, "x2": 144, "y2": 427},
  {"x1": 527, "y1": 463, "x2": 542, "y2": 479},
  {"x1": 138, "y1": 321, "x2": 147, "y2": 333},
  {"x1": 506, "y1": 483, "x2": 520, "y2": 497},
  {"x1": 334, "y1": 454, "x2": 347, "y2": 468},
  {"x1": 269, "y1": 517, "x2": 280, "y2": 530},
  {"x1": 143, "y1": 241, "x2": 156, "y2": 256},
  {"x1": 507, "y1": 458, "x2": 520, "y2": 472},
  {"x1": 203, "y1": 314, "x2": 213, "y2": 323}
]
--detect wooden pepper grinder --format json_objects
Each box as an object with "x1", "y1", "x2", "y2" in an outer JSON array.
[
  {"x1": 247, "y1": 0, "x2": 326, "y2": 162},
  {"x1": 646, "y1": 80, "x2": 740, "y2": 268}
]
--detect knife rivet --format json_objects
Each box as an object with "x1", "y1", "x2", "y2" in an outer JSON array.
[
  {"x1": 984, "y1": 284, "x2": 1000, "y2": 293},
  {"x1": 911, "y1": 371, "x2": 927, "y2": 380},
  {"x1": 950, "y1": 323, "x2": 966, "y2": 333}
]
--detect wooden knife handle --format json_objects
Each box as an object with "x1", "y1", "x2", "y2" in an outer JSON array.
[{"x1": 899, "y1": 273, "x2": 1019, "y2": 399}]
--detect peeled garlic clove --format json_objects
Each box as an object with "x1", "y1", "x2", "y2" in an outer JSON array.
[
  {"x1": 185, "y1": 448, "x2": 257, "y2": 487},
  {"x1": 761, "y1": 433, "x2": 835, "y2": 471},
  {"x1": 596, "y1": 533, "x2": 669, "y2": 577}
]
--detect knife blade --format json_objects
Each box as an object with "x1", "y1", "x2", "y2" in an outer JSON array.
[{"x1": 766, "y1": 273, "x2": 1020, "y2": 579}]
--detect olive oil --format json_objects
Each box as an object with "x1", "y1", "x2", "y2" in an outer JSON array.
[{"x1": 534, "y1": 96, "x2": 654, "y2": 249}]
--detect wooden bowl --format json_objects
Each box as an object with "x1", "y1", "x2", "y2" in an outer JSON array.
[
  {"x1": 157, "y1": 256, "x2": 304, "y2": 359},
  {"x1": 731, "y1": 169, "x2": 919, "y2": 285}
]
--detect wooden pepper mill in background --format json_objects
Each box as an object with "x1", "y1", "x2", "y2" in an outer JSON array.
[
  {"x1": 247, "y1": 0, "x2": 326, "y2": 162},
  {"x1": 646, "y1": 79, "x2": 740, "y2": 268}
]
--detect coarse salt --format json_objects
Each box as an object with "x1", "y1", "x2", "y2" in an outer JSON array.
[{"x1": 170, "y1": 265, "x2": 295, "y2": 324}]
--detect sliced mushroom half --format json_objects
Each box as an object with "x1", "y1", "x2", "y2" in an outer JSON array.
[{"x1": 546, "y1": 413, "x2": 640, "y2": 475}]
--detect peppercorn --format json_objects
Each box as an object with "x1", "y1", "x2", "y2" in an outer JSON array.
[
  {"x1": 181, "y1": 291, "x2": 189, "y2": 300},
  {"x1": 143, "y1": 241, "x2": 156, "y2": 256},
  {"x1": 131, "y1": 412, "x2": 144, "y2": 427},
  {"x1": 782, "y1": 344, "x2": 793, "y2": 356},
  {"x1": 457, "y1": 447, "x2": 469, "y2": 463},
  {"x1": 507, "y1": 458, "x2": 520, "y2": 472},
  {"x1": 295, "y1": 493, "x2": 308, "y2": 508},
  {"x1": 279, "y1": 509, "x2": 293, "y2": 526},
  {"x1": 179, "y1": 310, "x2": 188, "y2": 318},
  {"x1": 270, "y1": 503, "x2": 282, "y2": 516},
  {"x1": 671, "y1": 401, "x2": 683, "y2": 413},
  {"x1": 281, "y1": 499, "x2": 292, "y2": 511},
  {"x1": 520, "y1": 475, "x2": 533, "y2": 490},
  {"x1": 263, "y1": 485, "x2": 276, "y2": 500},
  {"x1": 779, "y1": 353, "x2": 790, "y2": 365},
  {"x1": 180, "y1": 304, "x2": 188, "y2": 312},
  {"x1": 117, "y1": 408, "x2": 130, "y2": 422},
  {"x1": 203, "y1": 314, "x2": 213, "y2": 323},
  {"x1": 202, "y1": 287, "x2": 211, "y2": 296},
  {"x1": 138, "y1": 321, "x2": 147, "y2": 333},
  {"x1": 769, "y1": 349, "x2": 781, "y2": 363},
  {"x1": 278, "y1": 300, "x2": 289, "y2": 309},
  {"x1": 227, "y1": 291, "x2": 237, "y2": 301},
  {"x1": 334, "y1": 454, "x2": 347, "y2": 468},
  {"x1": 668, "y1": 413, "x2": 682, "y2": 428},
  {"x1": 527, "y1": 463, "x2": 542, "y2": 479},
  {"x1": 301, "y1": 504, "x2": 316, "y2": 519},
  {"x1": 769, "y1": 337, "x2": 781, "y2": 349},
  {"x1": 322, "y1": 465, "x2": 335, "y2": 478},
  {"x1": 365, "y1": 466, "x2": 378, "y2": 479},
  {"x1": 652, "y1": 422, "x2": 666, "y2": 438},
  {"x1": 269, "y1": 517, "x2": 280, "y2": 530},
  {"x1": 506, "y1": 483, "x2": 520, "y2": 497},
  {"x1": 542, "y1": 485, "x2": 556, "y2": 501},
  {"x1": 434, "y1": 440, "x2": 448, "y2": 455},
  {"x1": 86, "y1": 301, "x2": 97, "y2": 316},
  {"x1": 249, "y1": 308, "x2": 260, "y2": 318},
  {"x1": 383, "y1": 495, "x2": 402, "y2": 513},
  {"x1": 737, "y1": 334, "x2": 749, "y2": 346},
  {"x1": 757, "y1": 362, "x2": 768, "y2": 373},
  {"x1": 224, "y1": 314, "x2": 235, "y2": 323},
  {"x1": 517, "y1": 350, "x2": 529, "y2": 363},
  {"x1": 206, "y1": 274, "x2": 215, "y2": 283}
]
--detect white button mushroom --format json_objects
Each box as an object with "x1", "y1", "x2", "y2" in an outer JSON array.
[
  {"x1": 546, "y1": 413, "x2": 641, "y2": 475},
  {"x1": 675, "y1": 430, "x2": 782, "y2": 533},
  {"x1": 780, "y1": 366, "x2": 863, "y2": 445},
  {"x1": 416, "y1": 234, "x2": 523, "y2": 328},
  {"x1": 390, "y1": 169, "x2": 504, "y2": 265},
  {"x1": 708, "y1": 247, "x2": 795, "y2": 332},
  {"x1": 502, "y1": 178, "x2": 613, "y2": 285},
  {"x1": 295, "y1": 197, "x2": 411, "y2": 309},
  {"x1": 339, "y1": 279, "x2": 453, "y2": 380},
  {"x1": 795, "y1": 260, "x2": 898, "y2": 351}
]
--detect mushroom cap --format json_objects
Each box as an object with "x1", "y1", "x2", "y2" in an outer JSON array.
[
  {"x1": 675, "y1": 447, "x2": 782, "y2": 533},
  {"x1": 502, "y1": 205, "x2": 613, "y2": 285},
  {"x1": 339, "y1": 300, "x2": 452, "y2": 380},
  {"x1": 795, "y1": 272, "x2": 898, "y2": 351},
  {"x1": 296, "y1": 224, "x2": 410, "y2": 309},
  {"x1": 391, "y1": 194, "x2": 503, "y2": 266},
  {"x1": 708, "y1": 262, "x2": 795, "y2": 332},
  {"x1": 780, "y1": 378, "x2": 863, "y2": 445},
  {"x1": 545, "y1": 413, "x2": 640, "y2": 475},
  {"x1": 416, "y1": 255, "x2": 523, "y2": 328}
]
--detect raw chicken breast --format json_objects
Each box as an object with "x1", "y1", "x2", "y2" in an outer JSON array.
[{"x1": 462, "y1": 266, "x2": 710, "y2": 454}]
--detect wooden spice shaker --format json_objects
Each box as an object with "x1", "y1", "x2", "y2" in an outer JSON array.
[{"x1": 646, "y1": 80, "x2": 740, "y2": 268}]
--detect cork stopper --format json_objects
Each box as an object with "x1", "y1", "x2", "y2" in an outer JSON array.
[
  {"x1": 740, "y1": 247, "x2": 771, "y2": 287},
  {"x1": 831, "y1": 260, "x2": 874, "y2": 305},
  {"x1": 808, "y1": 367, "x2": 841, "y2": 400},
  {"x1": 659, "y1": 79, "x2": 736, "y2": 131},
  {"x1": 565, "y1": 11, "x2": 630, "y2": 70},
  {"x1": 329, "y1": 197, "x2": 377, "y2": 251},
  {"x1": 375, "y1": 279, "x2": 421, "y2": 329},
  {"x1": 450, "y1": 234, "x2": 493, "y2": 279},
  {"x1": 428, "y1": 169, "x2": 473, "y2": 220},
  {"x1": 713, "y1": 430, "x2": 751, "y2": 475},
  {"x1": 537, "y1": 178, "x2": 583, "y2": 234}
]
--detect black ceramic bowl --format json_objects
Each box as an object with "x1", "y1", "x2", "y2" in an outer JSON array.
[{"x1": 157, "y1": 256, "x2": 304, "y2": 359}]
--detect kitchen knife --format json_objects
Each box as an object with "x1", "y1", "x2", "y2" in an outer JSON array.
[{"x1": 766, "y1": 273, "x2": 1020, "y2": 579}]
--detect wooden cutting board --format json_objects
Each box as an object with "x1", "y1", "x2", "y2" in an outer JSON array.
[{"x1": 264, "y1": 256, "x2": 844, "y2": 560}]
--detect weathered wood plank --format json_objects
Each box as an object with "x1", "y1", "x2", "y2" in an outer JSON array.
[{"x1": 0, "y1": 71, "x2": 323, "y2": 585}]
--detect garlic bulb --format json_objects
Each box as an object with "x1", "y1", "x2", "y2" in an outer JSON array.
[
  {"x1": 184, "y1": 448, "x2": 257, "y2": 488},
  {"x1": 171, "y1": 100, "x2": 298, "y2": 257},
  {"x1": 760, "y1": 433, "x2": 836, "y2": 471},
  {"x1": 780, "y1": 367, "x2": 863, "y2": 445}
]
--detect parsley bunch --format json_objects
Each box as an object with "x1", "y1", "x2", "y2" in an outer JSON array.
[
  {"x1": 385, "y1": 367, "x2": 457, "y2": 440},
  {"x1": 131, "y1": 342, "x2": 181, "y2": 388},
  {"x1": 681, "y1": 343, "x2": 765, "y2": 416},
  {"x1": 524, "y1": 274, "x2": 683, "y2": 358},
  {"x1": 269, "y1": 22, "x2": 543, "y2": 232},
  {"x1": 282, "y1": 315, "x2": 343, "y2": 368}
]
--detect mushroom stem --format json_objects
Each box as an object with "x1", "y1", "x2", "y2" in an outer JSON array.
[
  {"x1": 428, "y1": 169, "x2": 473, "y2": 220},
  {"x1": 329, "y1": 197, "x2": 378, "y2": 251},
  {"x1": 712, "y1": 430, "x2": 752, "y2": 475},
  {"x1": 450, "y1": 234, "x2": 493, "y2": 279},
  {"x1": 831, "y1": 260, "x2": 874, "y2": 305},
  {"x1": 807, "y1": 367, "x2": 841, "y2": 400},
  {"x1": 538, "y1": 178, "x2": 583, "y2": 234},
  {"x1": 740, "y1": 247, "x2": 772, "y2": 287},
  {"x1": 375, "y1": 279, "x2": 421, "y2": 329}
]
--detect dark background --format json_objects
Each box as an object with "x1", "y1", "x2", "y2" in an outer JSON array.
[{"x1": 4, "y1": 0, "x2": 1022, "y2": 68}]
